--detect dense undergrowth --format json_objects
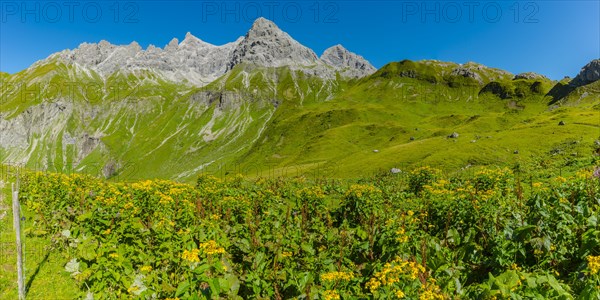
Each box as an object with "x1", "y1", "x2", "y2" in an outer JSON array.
[{"x1": 13, "y1": 163, "x2": 600, "y2": 299}]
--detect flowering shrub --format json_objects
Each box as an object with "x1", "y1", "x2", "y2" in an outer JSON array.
[{"x1": 16, "y1": 165, "x2": 600, "y2": 299}]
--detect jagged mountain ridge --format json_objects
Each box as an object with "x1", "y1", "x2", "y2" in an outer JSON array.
[{"x1": 41, "y1": 17, "x2": 375, "y2": 86}]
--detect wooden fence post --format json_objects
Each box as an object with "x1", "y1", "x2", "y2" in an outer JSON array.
[{"x1": 12, "y1": 180, "x2": 25, "y2": 300}]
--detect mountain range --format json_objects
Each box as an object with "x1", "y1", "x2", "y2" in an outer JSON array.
[
  {"x1": 46, "y1": 17, "x2": 375, "y2": 86},
  {"x1": 1, "y1": 17, "x2": 599, "y2": 181}
]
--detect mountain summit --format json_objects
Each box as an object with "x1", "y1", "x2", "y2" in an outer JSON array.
[
  {"x1": 321, "y1": 44, "x2": 377, "y2": 78},
  {"x1": 228, "y1": 17, "x2": 320, "y2": 70},
  {"x1": 42, "y1": 17, "x2": 375, "y2": 86}
]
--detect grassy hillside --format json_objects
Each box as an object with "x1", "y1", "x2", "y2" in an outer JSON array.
[
  {"x1": 235, "y1": 62, "x2": 598, "y2": 179},
  {"x1": 0, "y1": 59, "x2": 598, "y2": 182}
]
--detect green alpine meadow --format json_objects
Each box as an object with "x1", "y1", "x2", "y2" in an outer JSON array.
[{"x1": 1, "y1": 16, "x2": 599, "y2": 300}]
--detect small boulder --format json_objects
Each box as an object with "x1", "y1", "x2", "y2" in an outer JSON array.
[
  {"x1": 373, "y1": 149, "x2": 379, "y2": 153},
  {"x1": 390, "y1": 168, "x2": 402, "y2": 174},
  {"x1": 514, "y1": 150, "x2": 519, "y2": 154},
  {"x1": 448, "y1": 132, "x2": 459, "y2": 139},
  {"x1": 410, "y1": 136, "x2": 415, "y2": 141},
  {"x1": 558, "y1": 121, "x2": 565, "y2": 126}
]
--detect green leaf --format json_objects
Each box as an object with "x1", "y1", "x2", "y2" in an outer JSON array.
[
  {"x1": 301, "y1": 243, "x2": 315, "y2": 255},
  {"x1": 447, "y1": 228, "x2": 461, "y2": 245},
  {"x1": 193, "y1": 264, "x2": 211, "y2": 275},
  {"x1": 76, "y1": 212, "x2": 93, "y2": 222},
  {"x1": 209, "y1": 278, "x2": 221, "y2": 295},
  {"x1": 176, "y1": 281, "x2": 190, "y2": 297},
  {"x1": 546, "y1": 275, "x2": 570, "y2": 296},
  {"x1": 515, "y1": 225, "x2": 537, "y2": 241},
  {"x1": 587, "y1": 215, "x2": 598, "y2": 227}
]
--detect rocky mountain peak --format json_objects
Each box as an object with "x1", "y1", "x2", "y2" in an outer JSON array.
[
  {"x1": 321, "y1": 44, "x2": 376, "y2": 78},
  {"x1": 228, "y1": 17, "x2": 319, "y2": 70},
  {"x1": 250, "y1": 17, "x2": 277, "y2": 32},
  {"x1": 181, "y1": 32, "x2": 213, "y2": 49},
  {"x1": 165, "y1": 38, "x2": 179, "y2": 51},
  {"x1": 571, "y1": 59, "x2": 600, "y2": 87},
  {"x1": 127, "y1": 41, "x2": 142, "y2": 52},
  {"x1": 98, "y1": 40, "x2": 114, "y2": 49}
]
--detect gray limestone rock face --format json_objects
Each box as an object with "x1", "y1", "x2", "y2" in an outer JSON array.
[
  {"x1": 320, "y1": 45, "x2": 376, "y2": 78},
  {"x1": 513, "y1": 72, "x2": 547, "y2": 80},
  {"x1": 451, "y1": 67, "x2": 483, "y2": 84},
  {"x1": 572, "y1": 59, "x2": 600, "y2": 87},
  {"x1": 228, "y1": 17, "x2": 320, "y2": 70}
]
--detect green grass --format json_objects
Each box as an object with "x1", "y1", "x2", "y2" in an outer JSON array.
[{"x1": 0, "y1": 177, "x2": 79, "y2": 299}]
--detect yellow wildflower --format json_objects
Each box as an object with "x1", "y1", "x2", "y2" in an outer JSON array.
[
  {"x1": 140, "y1": 265, "x2": 152, "y2": 272},
  {"x1": 159, "y1": 194, "x2": 174, "y2": 204},
  {"x1": 182, "y1": 249, "x2": 200, "y2": 263},
  {"x1": 320, "y1": 271, "x2": 354, "y2": 282},
  {"x1": 419, "y1": 282, "x2": 445, "y2": 300},
  {"x1": 588, "y1": 255, "x2": 600, "y2": 275},
  {"x1": 367, "y1": 257, "x2": 426, "y2": 292},
  {"x1": 199, "y1": 240, "x2": 226, "y2": 255},
  {"x1": 555, "y1": 176, "x2": 567, "y2": 183},
  {"x1": 109, "y1": 253, "x2": 119, "y2": 259},
  {"x1": 281, "y1": 251, "x2": 293, "y2": 258},
  {"x1": 366, "y1": 277, "x2": 381, "y2": 292},
  {"x1": 396, "y1": 228, "x2": 409, "y2": 243},
  {"x1": 177, "y1": 228, "x2": 191, "y2": 235},
  {"x1": 345, "y1": 184, "x2": 382, "y2": 199},
  {"x1": 323, "y1": 290, "x2": 340, "y2": 300}
]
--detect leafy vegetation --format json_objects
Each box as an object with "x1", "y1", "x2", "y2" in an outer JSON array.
[{"x1": 4, "y1": 162, "x2": 599, "y2": 299}]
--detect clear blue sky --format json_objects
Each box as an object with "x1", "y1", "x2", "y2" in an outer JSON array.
[{"x1": 1, "y1": 0, "x2": 598, "y2": 79}]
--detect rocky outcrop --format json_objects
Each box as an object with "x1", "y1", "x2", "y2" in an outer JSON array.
[
  {"x1": 321, "y1": 44, "x2": 376, "y2": 78},
  {"x1": 0, "y1": 101, "x2": 107, "y2": 168},
  {"x1": 514, "y1": 72, "x2": 547, "y2": 80},
  {"x1": 571, "y1": 59, "x2": 600, "y2": 87},
  {"x1": 451, "y1": 67, "x2": 483, "y2": 84}
]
